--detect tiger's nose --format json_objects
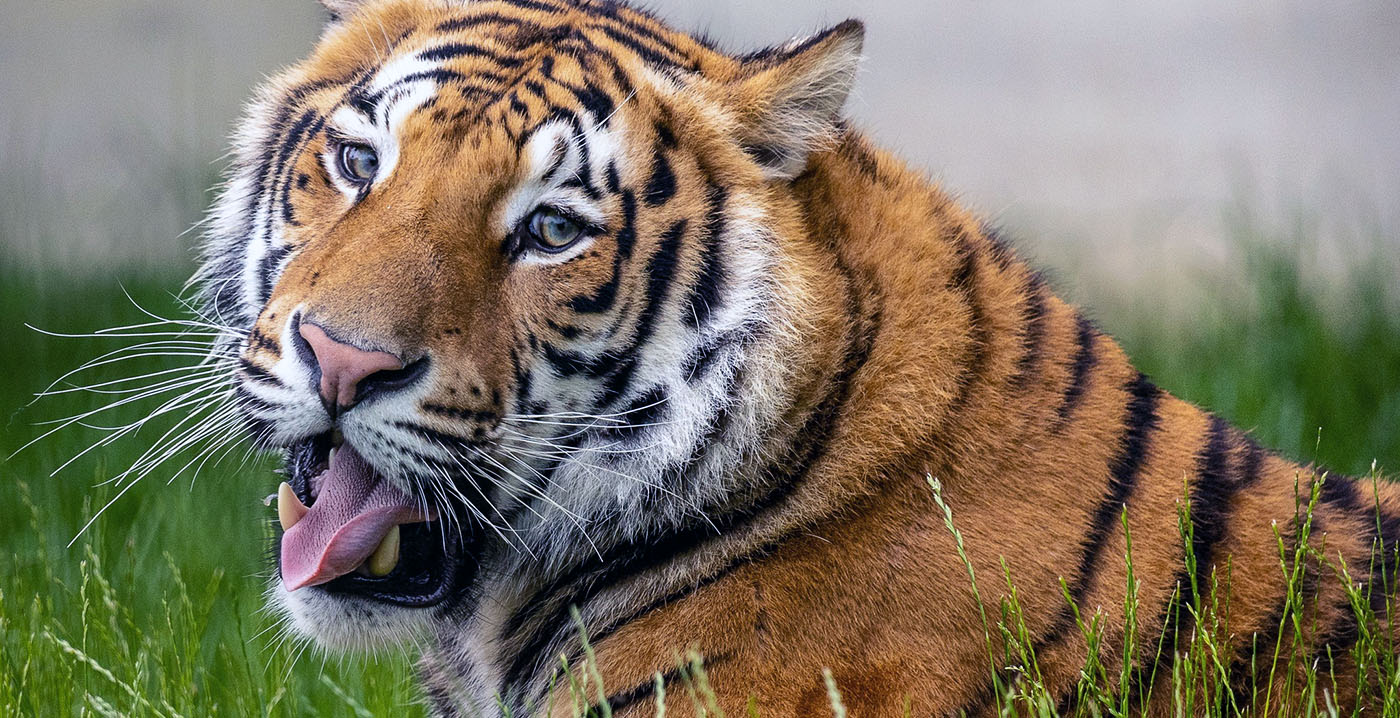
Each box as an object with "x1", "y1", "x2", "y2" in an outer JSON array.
[{"x1": 296, "y1": 321, "x2": 421, "y2": 411}]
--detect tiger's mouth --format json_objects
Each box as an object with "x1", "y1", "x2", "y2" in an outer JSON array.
[{"x1": 276, "y1": 433, "x2": 470, "y2": 607}]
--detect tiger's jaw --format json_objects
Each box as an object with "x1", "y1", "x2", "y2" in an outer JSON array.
[{"x1": 271, "y1": 432, "x2": 476, "y2": 652}]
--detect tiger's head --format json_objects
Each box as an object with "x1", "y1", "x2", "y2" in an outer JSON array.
[{"x1": 202, "y1": 0, "x2": 862, "y2": 651}]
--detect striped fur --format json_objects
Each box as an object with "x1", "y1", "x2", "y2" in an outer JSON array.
[{"x1": 199, "y1": 0, "x2": 1400, "y2": 714}]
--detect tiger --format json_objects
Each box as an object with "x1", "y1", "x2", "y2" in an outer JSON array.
[{"x1": 195, "y1": 0, "x2": 1400, "y2": 714}]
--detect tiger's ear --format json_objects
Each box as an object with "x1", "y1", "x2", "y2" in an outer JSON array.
[
  {"x1": 730, "y1": 20, "x2": 864, "y2": 180},
  {"x1": 318, "y1": 0, "x2": 370, "y2": 21}
]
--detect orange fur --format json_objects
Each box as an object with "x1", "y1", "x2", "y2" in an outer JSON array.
[{"x1": 223, "y1": 1, "x2": 1399, "y2": 714}]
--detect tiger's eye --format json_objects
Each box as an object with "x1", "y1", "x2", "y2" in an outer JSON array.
[
  {"x1": 337, "y1": 143, "x2": 379, "y2": 183},
  {"x1": 528, "y1": 207, "x2": 585, "y2": 250}
]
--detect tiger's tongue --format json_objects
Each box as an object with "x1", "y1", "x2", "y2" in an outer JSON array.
[{"x1": 279, "y1": 443, "x2": 422, "y2": 591}]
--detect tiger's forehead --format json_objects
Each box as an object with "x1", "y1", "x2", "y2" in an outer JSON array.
[{"x1": 282, "y1": 0, "x2": 737, "y2": 141}]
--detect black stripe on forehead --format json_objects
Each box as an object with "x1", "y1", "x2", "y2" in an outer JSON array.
[
  {"x1": 433, "y1": 1, "x2": 701, "y2": 72},
  {"x1": 418, "y1": 42, "x2": 529, "y2": 68},
  {"x1": 496, "y1": 0, "x2": 569, "y2": 14}
]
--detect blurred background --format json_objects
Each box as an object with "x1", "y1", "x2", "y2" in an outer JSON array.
[
  {"x1": 1, "y1": 0, "x2": 1398, "y2": 714},
  {"x1": 4, "y1": 0, "x2": 1398, "y2": 288}
]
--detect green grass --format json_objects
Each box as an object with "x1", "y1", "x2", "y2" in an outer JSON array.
[
  {"x1": 0, "y1": 267, "x2": 425, "y2": 716},
  {"x1": 1, "y1": 211, "x2": 1397, "y2": 716}
]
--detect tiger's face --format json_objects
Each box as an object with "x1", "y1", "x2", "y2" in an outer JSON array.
[{"x1": 202, "y1": 0, "x2": 860, "y2": 652}]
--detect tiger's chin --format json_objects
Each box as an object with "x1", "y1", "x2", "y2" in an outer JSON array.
[
  {"x1": 269, "y1": 432, "x2": 476, "y2": 653},
  {"x1": 272, "y1": 580, "x2": 439, "y2": 653}
]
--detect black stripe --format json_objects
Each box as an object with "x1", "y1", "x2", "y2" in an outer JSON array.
[
  {"x1": 641, "y1": 146, "x2": 676, "y2": 206},
  {"x1": 1134, "y1": 416, "x2": 1238, "y2": 700},
  {"x1": 245, "y1": 328, "x2": 280, "y2": 357},
  {"x1": 420, "y1": 678, "x2": 458, "y2": 717},
  {"x1": 1190, "y1": 417, "x2": 1237, "y2": 586},
  {"x1": 594, "y1": 219, "x2": 687, "y2": 406},
  {"x1": 681, "y1": 330, "x2": 743, "y2": 383},
  {"x1": 1087, "y1": 374, "x2": 1162, "y2": 597},
  {"x1": 1370, "y1": 503, "x2": 1400, "y2": 625},
  {"x1": 946, "y1": 231, "x2": 988, "y2": 413},
  {"x1": 1022, "y1": 374, "x2": 1162, "y2": 714},
  {"x1": 684, "y1": 183, "x2": 727, "y2": 328},
  {"x1": 670, "y1": 355, "x2": 749, "y2": 497},
  {"x1": 589, "y1": 23, "x2": 694, "y2": 70},
  {"x1": 983, "y1": 226, "x2": 1018, "y2": 271},
  {"x1": 435, "y1": 13, "x2": 537, "y2": 35},
  {"x1": 655, "y1": 120, "x2": 678, "y2": 149},
  {"x1": 1313, "y1": 471, "x2": 1369, "y2": 667},
  {"x1": 497, "y1": 0, "x2": 567, "y2": 15},
  {"x1": 1055, "y1": 315, "x2": 1099, "y2": 427},
  {"x1": 596, "y1": 386, "x2": 668, "y2": 441},
  {"x1": 392, "y1": 420, "x2": 481, "y2": 453},
  {"x1": 508, "y1": 92, "x2": 530, "y2": 118},
  {"x1": 539, "y1": 342, "x2": 610, "y2": 378},
  {"x1": 565, "y1": 80, "x2": 617, "y2": 125},
  {"x1": 422, "y1": 403, "x2": 499, "y2": 424},
  {"x1": 1238, "y1": 438, "x2": 1265, "y2": 488},
  {"x1": 236, "y1": 358, "x2": 280, "y2": 387},
  {"x1": 1318, "y1": 467, "x2": 1359, "y2": 513},
  {"x1": 569, "y1": 190, "x2": 634, "y2": 313},
  {"x1": 1379, "y1": 508, "x2": 1400, "y2": 573},
  {"x1": 589, "y1": 4, "x2": 691, "y2": 59},
  {"x1": 510, "y1": 347, "x2": 533, "y2": 415},
  {"x1": 539, "y1": 342, "x2": 607, "y2": 378},
  {"x1": 257, "y1": 245, "x2": 292, "y2": 304},
  {"x1": 604, "y1": 161, "x2": 621, "y2": 193},
  {"x1": 538, "y1": 134, "x2": 569, "y2": 184},
  {"x1": 380, "y1": 69, "x2": 470, "y2": 102},
  {"x1": 559, "y1": 121, "x2": 602, "y2": 200},
  {"x1": 418, "y1": 42, "x2": 526, "y2": 67},
  {"x1": 256, "y1": 108, "x2": 321, "y2": 300},
  {"x1": 1009, "y1": 276, "x2": 1048, "y2": 390}
]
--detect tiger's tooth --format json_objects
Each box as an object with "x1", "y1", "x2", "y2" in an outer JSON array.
[
  {"x1": 277, "y1": 481, "x2": 308, "y2": 531},
  {"x1": 367, "y1": 525, "x2": 400, "y2": 577},
  {"x1": 328, "y1": 444, "x2": 338, "y2": 465}
]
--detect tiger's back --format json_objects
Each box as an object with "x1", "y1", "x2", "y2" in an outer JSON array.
[{"x1": 198, "y1": 0, "x2": 1400, "y2": 715}]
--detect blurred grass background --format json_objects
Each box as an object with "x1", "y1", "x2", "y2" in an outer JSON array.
[{"x1": 1, "y1": 0, "x2": 1398, "y2": 714}]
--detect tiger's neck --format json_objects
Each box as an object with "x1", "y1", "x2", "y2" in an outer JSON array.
[
  {"x1": 445, "y1": 127, "x2": 1113, "y2": 710},
  {"x1": 783, "y1": 127, "x2": 1089, "y2": 484}
]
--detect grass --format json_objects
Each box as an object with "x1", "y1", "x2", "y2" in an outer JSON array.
[
  {"x1": 0, "y1": 268, "x2": 425, "y2": 716},
  {"x1": 1, "y1": 211, "x2": 1397, "y2": 716},
  {"x1": 927, "y1": 463, "x2": 1400, "y2": 717}
]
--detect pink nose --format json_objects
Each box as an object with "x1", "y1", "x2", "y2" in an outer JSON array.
[{"x1": 298, "y1": 322, "x2": 405, "y2": 409}]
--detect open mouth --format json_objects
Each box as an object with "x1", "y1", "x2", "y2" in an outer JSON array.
[{"x1": 277, "y1": 433, "x2": 468, "y2": 607}]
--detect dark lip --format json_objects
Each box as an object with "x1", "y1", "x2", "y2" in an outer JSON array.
[{"x1": 279, "y1": 434, "x2": 476, "y2": 608}]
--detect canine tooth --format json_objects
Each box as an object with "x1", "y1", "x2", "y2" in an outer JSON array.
[
  {"x1": 367, "y1": 525, "x2": 400, "y2": 577},
  {"x1": 277, "y1": 482, "x2": 308, "y2": 531},
  {"x1": 328, "y1": 444, "x2": 338, "y2": 465}
]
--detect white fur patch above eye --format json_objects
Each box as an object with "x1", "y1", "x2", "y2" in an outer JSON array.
[
  {"x1": 319, "y1": 52, "x2": 446, "y2": 200},
  {"x1": 499, "y1": 118, "x2": 624, "y2": 258}
]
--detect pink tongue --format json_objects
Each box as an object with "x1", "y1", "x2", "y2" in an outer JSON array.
[{"x1": 280, "y1": 443, "x2": 425, "y2": 591}]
